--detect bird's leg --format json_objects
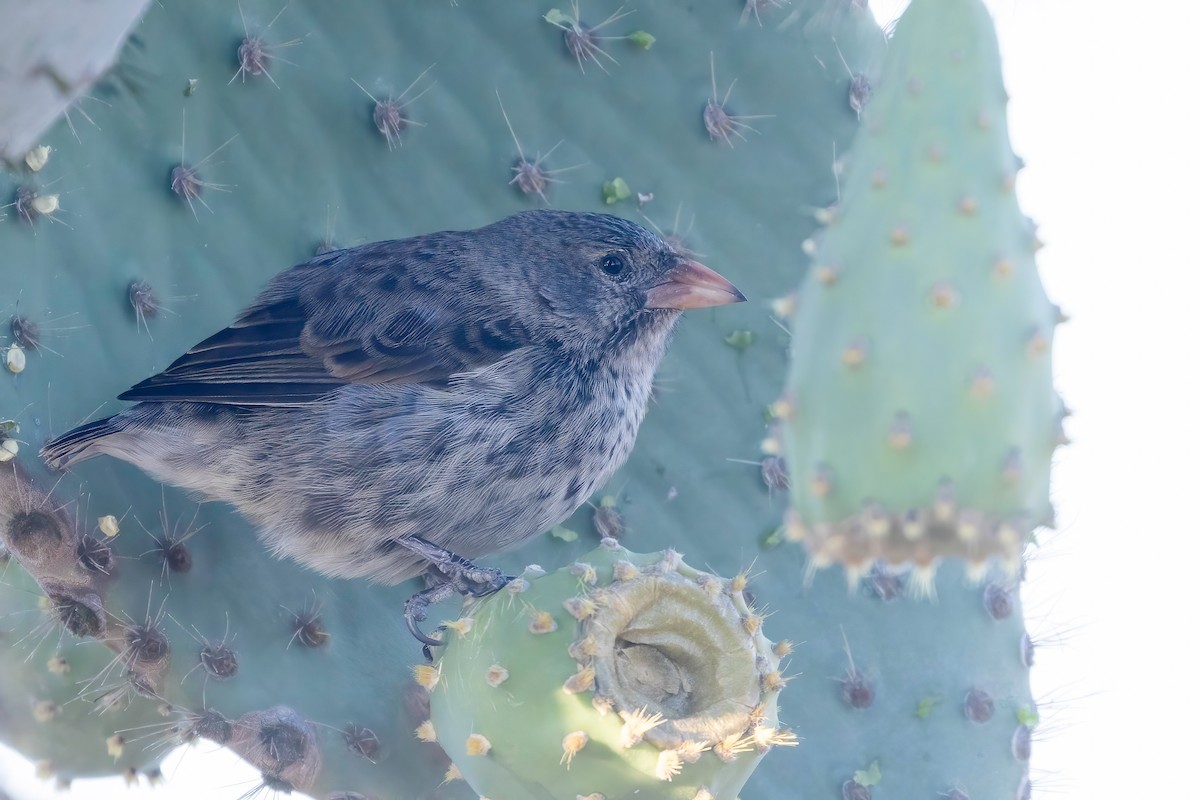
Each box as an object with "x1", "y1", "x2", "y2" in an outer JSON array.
[
  {"x1": 394, "y1": 535, "x2": 514, "y2": 651},
  {"x1": 405, "y1": 535, "x2": 515, "y2": 597}
]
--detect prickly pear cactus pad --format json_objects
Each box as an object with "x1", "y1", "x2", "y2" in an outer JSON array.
[
  {"x1": 0, "y1": 0, "x2": 888, "y2": 798},
  {"x1": 429, "y1": 542, "x2": 794, "y2": 800},
  {"x1": 780, "y1": 0, "x2": 1063, "y2": 578}
]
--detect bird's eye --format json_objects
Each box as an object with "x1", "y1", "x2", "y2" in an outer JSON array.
[{"x1": 599, "y1": 254, "x2": 627, "y2": 277}]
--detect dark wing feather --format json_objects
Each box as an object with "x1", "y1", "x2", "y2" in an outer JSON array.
[{"x1": 119, "y1": 239, "x2": 534, "y2": 406}]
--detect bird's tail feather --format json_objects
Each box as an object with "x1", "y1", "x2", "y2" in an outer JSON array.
[{"x1": 40, "y1": 416, "x2": 123, "y2": 471}]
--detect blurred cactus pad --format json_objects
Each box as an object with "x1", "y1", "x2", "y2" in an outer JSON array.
[
  {"x1": 780, "y1": 0, "x2": 1060, "y2": 582},
  {"x1": 0, "y1": 0, "x2": 1054, "y2": 798}
]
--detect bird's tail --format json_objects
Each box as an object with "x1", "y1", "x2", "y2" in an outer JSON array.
[{"x1": 40, "y1": 416, "x2": 124, "y2": 471}]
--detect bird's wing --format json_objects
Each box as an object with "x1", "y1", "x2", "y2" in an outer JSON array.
[{"x1": 119, "y1": 240, "x2": 535, "y2": 405}]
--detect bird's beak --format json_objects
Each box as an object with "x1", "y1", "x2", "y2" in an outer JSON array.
[{"x1": 643, "y1": 259, "x2": 747, "y2": 310}]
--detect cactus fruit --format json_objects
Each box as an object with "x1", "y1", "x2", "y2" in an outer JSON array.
[
  {"x1": 429, "y1": 541, "x2": 794, "y2": 799},
  {"x1": 781, "y1": 0, "x2": 1062, "y2": 581}
]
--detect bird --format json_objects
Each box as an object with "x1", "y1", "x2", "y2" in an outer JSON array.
[{"x1": 41, "y1": 210, "x2": 745, "y2": 644}]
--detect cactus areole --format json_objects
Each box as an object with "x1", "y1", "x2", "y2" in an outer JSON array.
[{"x1": 429, "y1": 542, "x2": 794, "y2": 800}]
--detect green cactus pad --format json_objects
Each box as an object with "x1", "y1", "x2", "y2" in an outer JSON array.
[
  {"x1": 0, "y1": 0, "x2": 885, "y2": 796},
  {"x1": 760, "y1": 560, "x2": 1036, "y2": 799},
  {"x1": 781, "y1": 0, "x2": 1062, "y2": 575},
  {"x1": 429, "y1": 542, "x2": 793, "y2": 800}
]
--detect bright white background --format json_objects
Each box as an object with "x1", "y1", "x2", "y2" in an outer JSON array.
[{"x1": 4, "y1": 1, "x2": 1197, "y2": 797}]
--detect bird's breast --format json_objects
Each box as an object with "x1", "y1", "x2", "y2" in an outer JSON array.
[{"x1": 315, "y1": 345, "x2": 662, "y2": 560}]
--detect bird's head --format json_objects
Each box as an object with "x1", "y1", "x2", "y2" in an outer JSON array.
[{"x1": 485, "y1": 210, "x2": 745, "y2": 352}]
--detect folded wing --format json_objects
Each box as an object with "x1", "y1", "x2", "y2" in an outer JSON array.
[{"x1": 120, "y1": 239, "x2": 533, "y2": 406}]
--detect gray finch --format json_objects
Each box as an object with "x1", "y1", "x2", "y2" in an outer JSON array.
[{"x1": 42, "y1": 210, "x2": 745, "y2": 585}]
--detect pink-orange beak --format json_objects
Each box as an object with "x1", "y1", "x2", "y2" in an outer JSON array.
[{"x1": 643, "y1": 259, "x2": 746, "y2": 310}]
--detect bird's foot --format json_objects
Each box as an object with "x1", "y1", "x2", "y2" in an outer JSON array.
[{"x1": 396, "y1": 535, "x2": 514, "y2": 657}]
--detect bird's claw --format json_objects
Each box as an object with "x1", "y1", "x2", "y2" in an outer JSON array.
[
  {"x1": 397, "y1": 536, "x2": 514, "y2": 652},
  {"x1": 420, "y1": 625, "x2": 448, "y2": 662},
  {"x1": 404, "y1": 581, "x2": 454, "y2": 649}
]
